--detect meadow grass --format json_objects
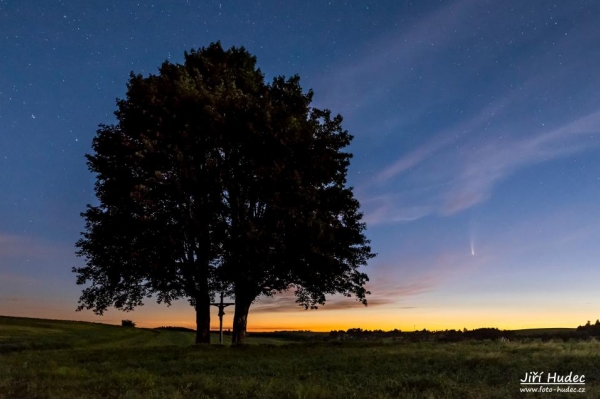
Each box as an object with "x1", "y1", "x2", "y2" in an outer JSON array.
[{"x1": 1, "y1": 316, "x2": 599, "y2": 398}]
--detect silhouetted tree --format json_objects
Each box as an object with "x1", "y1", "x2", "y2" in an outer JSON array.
[
  {"x1": 220, "y1": 77, "x2": 374, "y2": 344},
  {"x1": 73, "y1": 43, "x2": 259, "y2": 344},
  {"x1": 74, "y1": 42, "x2": 374, "y2": 345}
]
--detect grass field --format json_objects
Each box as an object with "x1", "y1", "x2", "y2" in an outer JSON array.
[{"x1": 1, "y1": 316, "x2": 599, "y2": 398}]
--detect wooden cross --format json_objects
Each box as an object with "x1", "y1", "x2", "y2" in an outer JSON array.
[{"x1": 210, "y1": 291, "x2": 234, "y2": 344}]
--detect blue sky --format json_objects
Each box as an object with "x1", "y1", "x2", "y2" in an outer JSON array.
[{"x1": 1, "y1": 0, "x2": 600, "y2": 330}]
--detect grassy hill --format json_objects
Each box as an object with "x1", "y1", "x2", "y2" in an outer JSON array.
[
  {"x1": 1, "y1": 316, "x2": 599, "y2": 398},
  {"x1": 0, "y1": 316, "x2": 197, "y2": 352},
  {"x1": 0, "y1": 315, "x2": 301, "y2": 351}
]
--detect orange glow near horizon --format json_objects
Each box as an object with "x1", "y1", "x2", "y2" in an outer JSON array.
[{"x1": 0, "y1": 299, "x2": 590, "y2": 332}]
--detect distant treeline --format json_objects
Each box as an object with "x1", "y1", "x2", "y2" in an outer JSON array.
[
  {"x1": 154, "y1": 326, "x2": 196, "y2": 333},
  {"x1": 576, "y1": 320, "x2": 600, "y2": 335},
  {"x1": 327, "y1": 328, "x2": 514, "y2": 342},
  {"x1": 151, "y1": 322, "x2": 600, "y2": 342},
  {"x1": 326, "y1": 322, "x2": 600, "y2": 342}
]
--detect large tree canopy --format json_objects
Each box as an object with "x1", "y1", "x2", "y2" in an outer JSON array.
[
  {"x1": 218, "y1": 76, "x2": 375, "y2": 343},
  {"x1": 74, "y1": 42, "x2": 375, "y2": 344}
]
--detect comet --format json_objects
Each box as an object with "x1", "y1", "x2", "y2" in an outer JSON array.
[{"x1": 469, "y1": 217, "x2": 476, "y2": 256}]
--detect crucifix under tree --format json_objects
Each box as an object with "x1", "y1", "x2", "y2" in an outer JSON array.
[{"x1": 210, "y1": 292, "x2": 234, "y2": 344}]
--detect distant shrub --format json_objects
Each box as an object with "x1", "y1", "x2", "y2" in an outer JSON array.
[
  {"x1": 576, "y1": 319, "x2": 600, "y2": 337},
  {"x1": 155, "y1": 326, "x2": 195, "y2": 332},
  {"x1": 121, "y1": 319, "x2": 136, "y2": 327}
]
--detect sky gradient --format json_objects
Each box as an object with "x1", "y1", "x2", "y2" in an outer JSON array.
[{"x1": 2, "y1": 0, "x2": 600, "y2": 331}]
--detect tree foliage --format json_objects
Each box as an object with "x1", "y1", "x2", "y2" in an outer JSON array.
[
  {"x1": 217, "y1": 76, "x2": 375, "y2": 342},
  {"x1": 73, "y1": 42, "x2": 374, "y2": 344}
]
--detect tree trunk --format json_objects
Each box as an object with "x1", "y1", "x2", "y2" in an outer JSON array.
[
  {"x1": 195, "y1": 290, "x2": 211, "y2": 344},
  {"x1": 231, "y1": 296, "x2": 252, "y2": 345}
]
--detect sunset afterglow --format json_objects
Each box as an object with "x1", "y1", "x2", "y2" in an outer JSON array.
[{"x1": 2, "y1": 1, "x2": 600, "y2": 333}]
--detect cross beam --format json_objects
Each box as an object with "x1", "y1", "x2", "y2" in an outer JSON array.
[{"x1": 210, "y1": 292, "x2": 235, "y2": 344}]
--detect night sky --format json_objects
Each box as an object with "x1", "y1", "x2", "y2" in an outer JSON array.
[{"x1": 2, "y1": 1, "x2": 600, "y2": 331}]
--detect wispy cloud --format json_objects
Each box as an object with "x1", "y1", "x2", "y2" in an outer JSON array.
[
  {"x1": 375, "y1": 100, "x2": 509, "y2": 183},
  {"x1": 250, "y1": 246, "x2": 490, "y2": 314},
  {"x1": 369, "y1": 247, "x2": 489, "y2": 296},
  {"x1": 250, "y1": 296, "x2": 396, "y2": 314},
  {"x1": 0, "y1": 273, "x2": 41, "y2": 286},
  {"x1": 361, "y1": 194, "x2": 434, "y2": 226},
  {"x1": 0, "y1": 233, "x2": 68, "y2": 260},
  {"x1": 441, "y1": 109, "x2": 600, "y2": 214},
  {"x1": 0, "y1": 296, "x2": 22, "y2": 303},
  {"x1": 362, "y1": 107, "x2": 600, "y2": 224},
  {"x1": 250, "y1": 283, "x2": 413, "y2": 314},
  {"x1": 310, "y1": 0, "x2": 600, "y2": 226},
  {"x1": 315, "y1": 0, "x2": 481, "y2": 110}
]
